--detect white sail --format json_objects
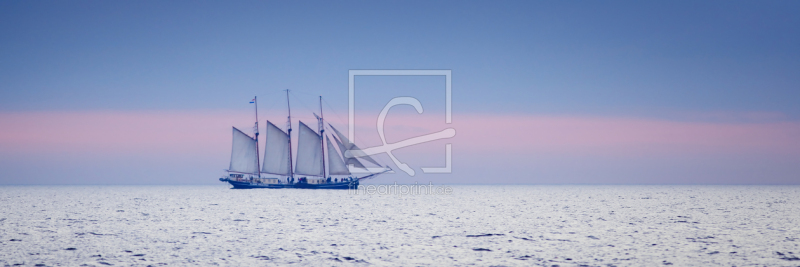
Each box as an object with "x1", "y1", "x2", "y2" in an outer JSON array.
[
  {"x1": 327, "y1": 136, "x2": 350, "y2": 175},
  {"x1": 332, "y1": 134, "x2": 365, "y2": 169},
  {"x1": 261, "y1": 121, "x2": 291, "y2": 176},
  {"x1": 328, "y1": 124, "x2": 381, "y2": 167},
  {"x1": 229, "y1": 127, "x2": 259, "y2": 174},
  {"x1": 295, "y1": 121, "x2": 323, "y2": 176}
]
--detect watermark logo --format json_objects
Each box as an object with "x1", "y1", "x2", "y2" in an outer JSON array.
[{"x1": 348, "y1": 70, "x2": 455, "y2": 176}]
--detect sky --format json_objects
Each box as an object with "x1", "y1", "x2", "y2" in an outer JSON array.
[{"x1": 1, "y1": 1, "x2": 799, "y2": 185}]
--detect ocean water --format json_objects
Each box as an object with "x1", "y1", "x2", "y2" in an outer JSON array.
[{"x1": 1, "y1": 185, "x2": 799, "y2": 266}]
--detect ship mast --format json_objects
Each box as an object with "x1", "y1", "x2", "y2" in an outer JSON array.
[
  {"x1": 286, "y1": 90, "x2": 294, "y2": 179},
  {"x1": 319, "y1": 96, "x2": 326, "y2": 180},
  {"x1": 254, "y1": 96, "x2": 260, "y2": 178}
]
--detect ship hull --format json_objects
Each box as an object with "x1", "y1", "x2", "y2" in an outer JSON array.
[{"x1": 220, "y1": 178, "x2": 357, "y2": 190}]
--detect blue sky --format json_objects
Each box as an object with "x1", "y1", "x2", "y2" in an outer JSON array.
[
  {"x1": 3, "y1": 1, "x2": 798, "y2": 115},
  {"x1": 1, "y1": 1, "x2": 799, "y2": 184}
]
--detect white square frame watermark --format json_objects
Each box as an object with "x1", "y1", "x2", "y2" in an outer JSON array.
[{"x1": 348, "y1": 70, "x2": 453, "y2": 176}]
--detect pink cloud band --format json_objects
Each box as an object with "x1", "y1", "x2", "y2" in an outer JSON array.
[{"x1": 1, "y1": 111, "x2": 798, "y2": 158}]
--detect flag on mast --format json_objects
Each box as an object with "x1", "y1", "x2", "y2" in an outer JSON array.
[{"x1": 250, "y1": 98, "x2": 255, "y2": 104}]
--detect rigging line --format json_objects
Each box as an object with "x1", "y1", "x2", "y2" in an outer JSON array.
[
  {"x1": 288, "y1": 90, "x2": 320, "y2": 122},
  {"x1": 257, "y1": 90, "x2": 284, "y2": 123},
  {"x1": 321, "y1": 97, "x2": 348, "y2": 128},
  {"x1": 258, "y1": 90, "x2": 290, "y2": 126},
  {"x1": 290, "y1": 90, "x2": 387, "y2": 168},
  {"x1": 319, "y1": 102, "x2": 391, "y2": 168},
  {"x1": 258, "y1": 90, "x2": 283, "y2": 112}
]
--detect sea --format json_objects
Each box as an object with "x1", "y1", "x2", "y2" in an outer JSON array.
[{"x1": 1, "y1": 185, "x2": 799, "y2": 266}]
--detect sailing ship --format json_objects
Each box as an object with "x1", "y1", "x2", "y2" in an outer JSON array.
[{"x1": 219, "y1": 91, "x2": 390, "y2": 189}]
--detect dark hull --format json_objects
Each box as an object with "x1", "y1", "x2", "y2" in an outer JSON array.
[{"x1": 220, "y1": 178, "x2": 357, "y2": 190}]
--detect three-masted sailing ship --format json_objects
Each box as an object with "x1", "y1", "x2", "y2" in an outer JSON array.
[{"x1": 219, "y1": 91, "x2": 390, "y2": 189}]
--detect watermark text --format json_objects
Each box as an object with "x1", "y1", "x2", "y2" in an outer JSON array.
[{"x1": 349, "y1": 182, "x2": 453, "y2": 196}]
